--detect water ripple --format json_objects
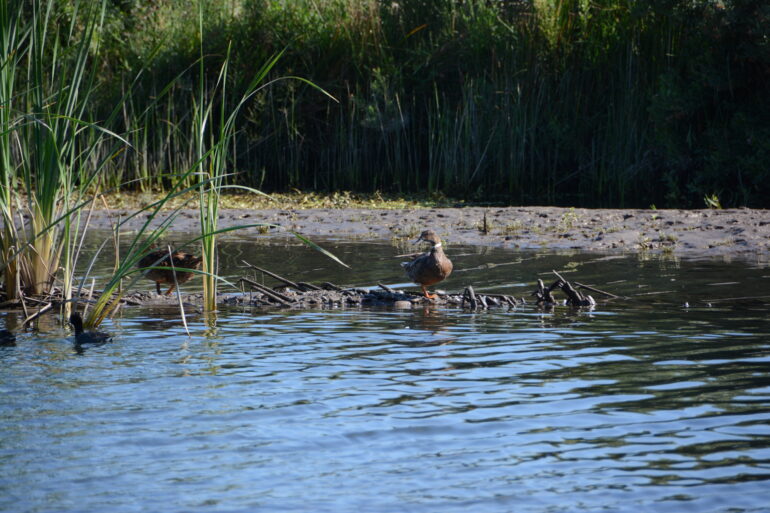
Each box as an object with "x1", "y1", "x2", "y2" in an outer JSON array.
[{"x1": 2, "y1": 246, "x2": 770, "y2": 512}]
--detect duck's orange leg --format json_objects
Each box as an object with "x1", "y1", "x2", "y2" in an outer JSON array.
[
  {"x1": 164, "y1": 284, "x2": 176, "y2": 296},
  {"x1": 421, "y1": 286, "x2": 437, "y2": 300}
]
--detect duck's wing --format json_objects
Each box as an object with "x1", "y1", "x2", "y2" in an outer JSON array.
[
  {"x1": 138, "y1": 249, "x2": 168, "y2": 268},
  {"x1": 401, "y1": 252, "x2": 429, "y2": 279},
  {"x1": 167, "y1": 252, "x2": 200, "y2": 268}
]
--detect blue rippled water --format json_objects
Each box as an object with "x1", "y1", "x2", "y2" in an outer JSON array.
[{"x1": 1, "y1": 240, "x2": 769, "y2": 512}]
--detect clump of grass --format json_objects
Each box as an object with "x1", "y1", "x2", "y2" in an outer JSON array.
[
  {"x1": 660, "y1": 233, "x2": 678, "y2": 244},
  {"x1": 391, "y1": 224, "x2": 421, "y2": 241},
  {"x1": 704, "y1": 194, "x2": 722, "y2": 210},
  {"x1": 497, "y1": 221, "x2": 525, "y2": 236},
  {"x1": 0, "y1": 0, "x2": 127, "y2": 314},
  {"x1": 638, "y1": 234, "x2": 653, "y2": 251},
  {"x1": 558, "y1": 208, "x2": 580, "y2": 231}
]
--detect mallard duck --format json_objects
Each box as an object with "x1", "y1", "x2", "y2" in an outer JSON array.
[
  {"x1": 0, "y1": 329, "x2": 15, "y2": 346},
  {"x1": 69, "y1": 313, "x2": 112, "y2": 344},
  {"x1": 401, "y1": 230, "x2": 453, "y2": 299},
  {"x1": 138, "y1": 249, "x2": 203, "y2": 295}
]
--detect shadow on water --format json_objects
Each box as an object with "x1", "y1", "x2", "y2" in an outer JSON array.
[{"x1": 1, "y1": 235, "x2": 769, "y2": 512}]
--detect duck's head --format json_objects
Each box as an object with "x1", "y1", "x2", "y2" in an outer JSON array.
[
  {"x1": 415, "y1": 230, "x2": 442, "y2": 247},
  {"x1": 68, "y1": 312, "x2": 84, "y2": 334}
]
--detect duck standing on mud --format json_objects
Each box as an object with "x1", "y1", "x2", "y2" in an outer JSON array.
[
  {"x1": 138, "y1": 249, "x2": 203, "y2": 295},
  {"x1": 69, "y1": 313, "x2": 112, "y2": 344},
  {"x1": 401, "y1": 230, "x2": 453, "y2": 299}
]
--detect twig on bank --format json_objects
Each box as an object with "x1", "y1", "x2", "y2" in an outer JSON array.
[
  {"x1": 241, "y1": 260, "x2": 301, "y2": 289},
  {"x1": 238, "y1": 278, "x2": 295, "y2": 306},
  {"x1": 23, "y1": 302, "x2": 53, "y2": 327},
  {"x1": 463, "y1": 286, "x2": 478, "y2": 310},
  {"x1": 575, "y1": 281, "x2": 619, "y2": 299}
]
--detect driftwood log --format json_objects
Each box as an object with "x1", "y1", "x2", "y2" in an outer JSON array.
[
  {"x1": 1, "y1": 263, "x2": 612, "y2": 315},
  {"x1": 532, "y1": 270, "x2": 597, "y2": 307},
  {"x1": 231, "y1": 261, "x2": 524, "y2": 310}
]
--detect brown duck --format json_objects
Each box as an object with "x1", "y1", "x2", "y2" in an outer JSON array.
[
  {"x1": 138, "y1": 248, "x2": 203, "y2": 295},
  {"x1": 401, "y1": 230, "x2": 453, "y2": 299}
]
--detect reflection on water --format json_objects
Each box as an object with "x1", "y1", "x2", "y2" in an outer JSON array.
[{"x1": 1, "y1": 237, "x2": 769, "y2": 512}]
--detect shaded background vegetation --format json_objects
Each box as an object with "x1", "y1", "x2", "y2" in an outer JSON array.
[{"x1": 19, "y1": 0, "x2": 770, "y2": 207}]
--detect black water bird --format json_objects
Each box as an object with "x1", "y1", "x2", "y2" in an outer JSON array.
[
  {"x1": 0, "y1": 329, "x2": 15, "y2": 346},
  {"x1": 69, "y1": 313, "x2": 112, "y2": 344}
]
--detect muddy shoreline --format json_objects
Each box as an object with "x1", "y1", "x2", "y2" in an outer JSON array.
[{"x1": 90, "y1": 206, "x2": 770, "y2": 259}]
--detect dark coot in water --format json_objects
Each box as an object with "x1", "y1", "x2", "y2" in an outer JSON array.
[
  {"x1": 69, "y1": 313, "x2": 112, "y2": 344},
  {"x1": 0, "y1": 329, "x2": 15, "y2": 346}
]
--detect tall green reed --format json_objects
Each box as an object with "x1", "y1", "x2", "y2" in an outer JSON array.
[
  {"x1": 0, "y1": 0, "x2": 24, "y2": 299},
  {"x1": 0, "y1": 0, "x2": 124, "y2": 310},
  {"x1": 27, "y1": 0, "x2": 751, "y2": 208}
]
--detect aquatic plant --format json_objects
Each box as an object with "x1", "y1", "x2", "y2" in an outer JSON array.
[
  {"x1": 0, "y1": 0, "x2": 126, "y2": 311},
  {"x1": 82, "y1": 172, "x2": 212, "y2": 328},
  {"x1": 0, "y1": 0, "x2": 22, "y2": 298}
]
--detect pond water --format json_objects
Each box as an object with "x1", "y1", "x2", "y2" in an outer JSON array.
[{"x1": 1, "y1": 236, "x2": 769, "y2": 513}]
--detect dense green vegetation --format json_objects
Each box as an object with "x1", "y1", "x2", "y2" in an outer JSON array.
[
  {"x1": 6, "y1": 0, "x2": 770, "y2": 207},
  {"x1": 1, "y1": 0, "x2": 347, "y2": 322}
]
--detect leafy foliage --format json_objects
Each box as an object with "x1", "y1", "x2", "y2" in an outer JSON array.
[{"x1": 10, "y1": 0, "x2": 770, "y2": 208}]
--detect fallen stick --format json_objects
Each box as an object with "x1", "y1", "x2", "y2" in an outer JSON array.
[
  {"x1": 23, "y1": 302, "x2": 53, "y2": 327},
  {"x1": 394, "y1": 252, "x2": 423, "y2": 259},
  {"x1": 533, "y1": 279, "x2": 558, "y2": 304},
  {"x1": 464, "y1": 286, "x2": 478, "y2": 310},
  {"x1": 552, "y1": 269, "x2": 569, "y2": 283},
  {"x1": 560, "y1": 280, "x2": 596, "y2": 307},
  {"x1": 702, "y1": 294, "x2": 770, "y2": 303},
  {"x1": 239, "y1": 278, "x2": 295, "y2": 306},
  {"x1": 575, "y1": 281, "x2": 618, "y2": 299},
  {"x1": 478, "y1": 292, "x2": 518, "y2": 304},
  {"x1": 241, "y1": 261, "x2": 301, "y2": 289},
  {"x1": 19, "y1": 296, "x2": 50, "y2": 305}
]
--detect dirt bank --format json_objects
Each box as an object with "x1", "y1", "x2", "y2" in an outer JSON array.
[{"x1": 91, "y1": 206, "x2": 769, "y2": 259}]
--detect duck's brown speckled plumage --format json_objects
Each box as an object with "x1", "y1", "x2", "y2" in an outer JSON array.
[
  {"x1": 401, "y1": 230, "x2": 453, "y2": 299},
  {"x1": 138, "y1": 249, "x2": 203, "y2": 295}
]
